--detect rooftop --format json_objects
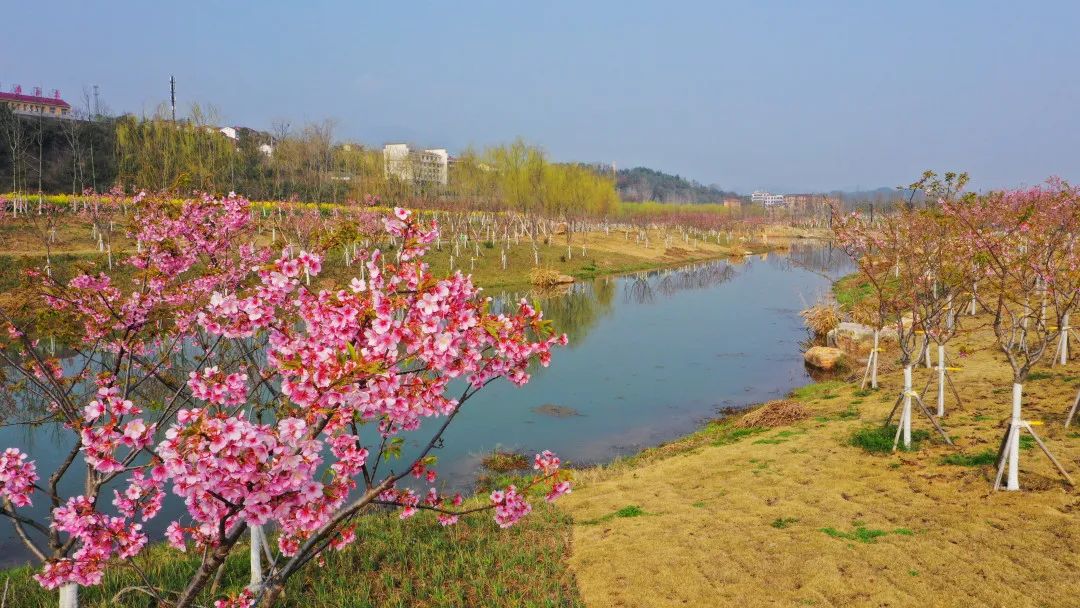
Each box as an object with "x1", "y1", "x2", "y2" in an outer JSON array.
[{"x1": 0, "y1": 88, "x2": 72, "y2": 109}]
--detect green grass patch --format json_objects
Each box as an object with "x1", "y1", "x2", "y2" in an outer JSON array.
[
  {"x1": 1020, "y1": 435, "x2": 1035, "y2": 451},
  {"x1": 579, "y1": 505, "x2": 647, "y2": 525},
  {"x1": 2, "y1": 504, "x2": 582, "y2": 607},
  {"x1": 710, "y1": 425, "x2": 767, "y2": 447},
  {"x1": 1027, "y1": 371, "x2": 1054, "y2": 381},
  {"x1": 752, "y1": 438, "x2": 788, "y2": 445},
  {"x1": 833, "y1": 275, "x2": 874, "y2": 310},
  {"x1": 771, "y1": 517, "x2": 799, "y2": 529},
  {"x1": 774, "y1": 430, "x2": 805, "y2": 438},
  {"x1": 940, "y1": 450, "x2": 997, "y2": 467},
  {"x1": 790, "y1": 381, "x2": 846, "y2": 401},
  {"x1": 849, "y1": 425, "x2": 930, "y2": 454},
  {"x1": 819, "y1": 524, "x2": 912, "y2": 544}
]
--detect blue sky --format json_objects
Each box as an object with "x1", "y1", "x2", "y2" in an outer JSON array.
[{"x1": 3, "y1": 1, "x2": 1078, "y2": 192}]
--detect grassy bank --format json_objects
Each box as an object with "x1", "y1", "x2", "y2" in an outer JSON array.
[
  {"x1": 0, "y1": 212, "x2": 803, "y2": 297},
  {"x1": 559, "y1": 310, "x2": 1080, "y2": 607},
  {"x1": 2, "y1": 499, "x2": 581, "y2": 608}
]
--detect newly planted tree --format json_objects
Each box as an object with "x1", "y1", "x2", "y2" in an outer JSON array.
[{"x1": 944, "y1": 180, "x2": 1078, "y2": 490}]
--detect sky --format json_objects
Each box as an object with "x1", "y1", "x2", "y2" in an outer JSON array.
[{"x1": 3, "y1": 1, "x2": 1078, "y2": 193}]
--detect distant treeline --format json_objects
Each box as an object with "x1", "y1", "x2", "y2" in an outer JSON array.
[
  {"x1": 611, "y1": 166, "x2": 740, "y2": 204},
  {"x1": 0, "y1": 105, "x2": 617, "y2": 219},
  {"x1": 0, "y1": 102, "x2": 912, "y2": 214},
  {"x1": 0, "y1": 105, "x2": 119, "y2": 194}
]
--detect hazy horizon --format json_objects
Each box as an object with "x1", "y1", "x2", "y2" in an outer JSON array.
[{"x1": 4, "y1": 1, "x2": 1078, "y2": 194}]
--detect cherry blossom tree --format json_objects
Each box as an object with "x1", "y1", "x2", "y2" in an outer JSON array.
[
  {"x1": 0, "y1": 194, "x2": 569, "y2": 607},
  {"x1": 943, "y1": 179, "x2": 1079, "y2": 490},
  {"x1": 833, "y1": 207, "x2": 953, "y2": 449}
]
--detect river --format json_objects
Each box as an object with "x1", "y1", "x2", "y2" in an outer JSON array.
[{"x1": 0, "y1": 241, "x2": 852, "y2": 567}]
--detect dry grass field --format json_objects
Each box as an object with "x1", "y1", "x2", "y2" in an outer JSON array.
[{"x1": 561, "y1": 315, "x2": 1080, "y2": 608}]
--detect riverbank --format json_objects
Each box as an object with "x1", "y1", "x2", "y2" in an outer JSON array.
[
  {"x1": 559, "y1": 310, "x2": 1080, "y2": 607},
  {"x1": 1, "y1": 483, "x2": 583, "y2": 607},
  {"x1": 0, "y1": 213, "x2": 818, "y2": 296}
]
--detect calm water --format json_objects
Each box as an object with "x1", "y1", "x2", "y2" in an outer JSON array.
[{"x1": 0, "y1": 242, "x2": 851, "y2": 566}]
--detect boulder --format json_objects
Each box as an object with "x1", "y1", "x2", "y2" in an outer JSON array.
[
  {"x1": 827, "y1": 322, "x2": 898, "y2": 356},
  {"x1": 804, "y1": 346, "x2": 846, "y2": 371},
  {"x1": 554, "y1": 274, "x2": 575, "y2": 284}
]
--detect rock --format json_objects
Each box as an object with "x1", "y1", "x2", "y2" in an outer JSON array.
[
  {"x1": 554, "y1": 274, "x2": 575, "y2": 284},
  {"x1": 804, "y1": 346, "x2": 846, "y2": 371},
  {"x1": 827, "y1": 322, "x2": 898, "y2": 355}
]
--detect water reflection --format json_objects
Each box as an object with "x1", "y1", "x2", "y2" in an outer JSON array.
[{"x1": 624, "y1": 261, "x2": 738, "y2": 304}]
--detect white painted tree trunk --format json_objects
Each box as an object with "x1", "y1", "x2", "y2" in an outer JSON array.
[
  {"x1": 871, "y1": 330, "x2": 879, "y2": 389},
  {"x1": 59, "y1": 583, "x2": 78, "y2": 608},
  {"x1": 937, "y1": 345, "x2": 946, "y2": 417},
  {"x1": 902, "y1": 366, "x2": 913, "y2": 448},
  {"x1": 249, "y1": 525, "x2": 264, "y2": 590},
  {"x1": 1007, "y1": 383, "x2": 1023, "y2": 491},
  {"x1": 1060, "y1": 312, "x2": 1070, "y2": 365}
]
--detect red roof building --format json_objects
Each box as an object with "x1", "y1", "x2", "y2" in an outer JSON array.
[{"x1": 0, "y1": 86, "x2": 72, "y2": 117}]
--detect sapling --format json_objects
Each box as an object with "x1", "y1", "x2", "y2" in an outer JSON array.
[
  {"x1": 833, "y1": 207, "x2": 952, "y2": 449},
  {"x1": 945, "y1": 181, "x2": 1078, "y2": 489}
]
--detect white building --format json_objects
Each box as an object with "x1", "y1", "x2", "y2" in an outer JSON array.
[
  {"x1": 751, "y1": 190, "x2": 786, "y2": 207},
  {"x1": 383, "y1": 143, "x2": 449, "y2": 186}
]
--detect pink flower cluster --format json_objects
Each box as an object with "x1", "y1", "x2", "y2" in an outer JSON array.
[
  {"x1": 188, "y1": 366, "x2": 249, "y2": 407},
  {"x1": 157, "y1": 412, "x2": 331, "y2": 549},
  {"x1": 490, "y1": 486, "x2": 532, "y2": 529},
  {"x1": 0, "y1": 448, "x2": 37, "y2": 507},
  {"x1": 80, "y1": 382, "x2": 154, "y2": 474},
  {"x1": 213, "y1": 589, "x2": 254, "y2": 608},
  {"x1": 34, "y1": 496, "x2": 148, "y2": 588}
]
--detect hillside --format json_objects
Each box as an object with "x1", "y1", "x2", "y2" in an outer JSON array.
[{"x1": 616, "y1": 166, "x2": 739, "y2": 203}]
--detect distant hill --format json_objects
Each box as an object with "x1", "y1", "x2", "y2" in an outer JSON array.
[
  {"x1": 826, "y1": 186, "x2": 921, "y2": 208},
  {"x1": 614, "y1": 167, "x2": 739, "y2": 204}
]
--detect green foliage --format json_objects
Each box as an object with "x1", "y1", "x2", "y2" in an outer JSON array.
[
  {"x1": 849, "y1": 425, "x2": 930, "y2": 453},
  {"x1": 771, "y1": 517, "x2": 799, "y2": 529},
  {"x1": 2, "y1": 506, "x2": 582, "y2": 607}
]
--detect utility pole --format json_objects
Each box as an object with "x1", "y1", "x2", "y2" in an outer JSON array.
[
  {"x1": 170, "y1": 75, "x2": 176, "y2": 122},
  {"x1": 92, "y1": 84, "x2": 100, "y2": 118}
]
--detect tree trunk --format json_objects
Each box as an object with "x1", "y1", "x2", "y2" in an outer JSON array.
[
  {"x1": 59, "y1": 583, "x2": 78, "y2": 608},
  {"x1": 1007, "y1": 383, "x2": 1022, "y2": 491}
]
